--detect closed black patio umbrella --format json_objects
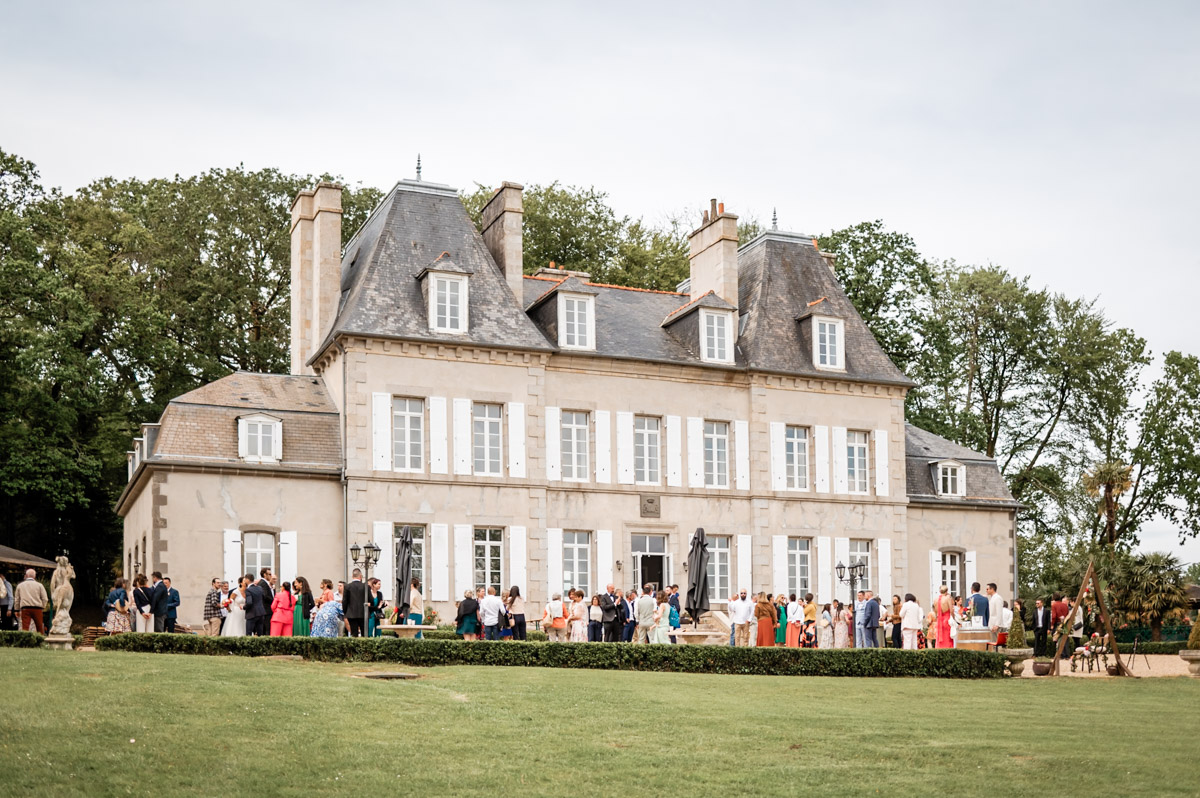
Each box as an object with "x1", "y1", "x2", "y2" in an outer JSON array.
[
  {"x1": 684, "y1": 528, "x2": 711, "y2": 628},
  {"x1": 394, "y1": 526, "x2": 413, "y2": 621}
]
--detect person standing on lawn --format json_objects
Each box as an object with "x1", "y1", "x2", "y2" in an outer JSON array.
[
  {"x1": 202, "y1": 578, "x2": 223, "y2": 636},
  {"x1": 479, "y1": 586, "x2": 507, "y2": 640},
  {"x1": 1032, "y1": 598, "x2": 1052, "y2": 656},
  {"x1": 506, "y1": 585, "x2": 525, "y2": 641},
  {"x1": 729, "y1": 588, "x2": 754, "y2": 647},
  {"x1": 622, "y1": 591, "x2": 637, "y2": 642},
  {"x1": 163, "y1": 577, "x2": 180, "y2": 633},
  {"x1": 860, "y1": 592, "x2": 881, "y2": 647},
  {"x1": 293, "y1": 577, "x2": 314, "y2": 637},
  {"x1": 342, "y1": 569, "x2": 367, "y2": 637},
  {"x1": 243, "y1": 573, "x2": 268, "y2": 636},
  {"x1": 754, "y1": 592, "x2": 778, "y2": 647},
  {"x1": 457, "y1": 588, "x2": 481, "y2": 640},
  {"x1": 987, "y1": 582, "x2": 1005, "y2": 640},
  {"x1": 853, "y1": 590, "x2": 866, "y2": 648},
  {"x1": 967, "y1": 582, "x2": 989, "y2": 627},
  {"x1": 407, "y1": 577, "x2": 426, "y2": 638},
  {"x1": 635, "y1": 585, "x2": 657, "y2": 643},
  {"x1": 0, "y1": 573, "x2": 13, "y2": 630},
  {"x1": 587, "y1": 594, "x2": 605, "y2": 642},
  {"x1": 899, "y1": 593, "x2": 922, "y2": 649},
  {"x1": 146, "y1": 572, "x2": 167, "y2": 632},
  {"x1": 599, "y1": 583, "x2": 623, "y2": 643},
  {"x1": 270, "y1": 581, "x2": 295, "y2": 637}
]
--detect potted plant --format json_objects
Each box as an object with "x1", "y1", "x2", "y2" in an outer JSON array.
[
  {"x1": 1005, "y1": 612, "x2": 1034, "y2": 676},
  {"x1": 1181, "y1": 615, "x2": 1200, "y2": 679}
]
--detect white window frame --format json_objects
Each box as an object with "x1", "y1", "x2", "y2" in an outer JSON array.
[
  {"x1": 941, "y1": 551, "x2": 960, "y2": 596},
  {"x1": 707, "y1": 536, "x2": 731, "y2": 603},
  {"x1": 784, "y1": 425, "x2": 809, "y2": 491},
  {"x1": 394, "y1": 524, "x2": 426, "y2": 591},
  {"x1": 472, "y1": 402, "x2": 503, "y2": 476},
  {"x1": 242, "y1": 531, "x2": 276, "y2": 577},
  {"x1": 849, "y1": 539, "x2": 872, "y2": 592},
  {"x1": 392, "y1": 398, "x2": 424, "y2": 473},
  {"x1": 238, "y1": 413, "x2": 282, "y2": 464},
  {"x1": 429, "y1": 273, "x2": 468, "y2": 334},
  {"x1": 787, "y1": 538, "x2": 811, "y2": 598},
  {"x1": 699, "y1": 308, "x2": 735, "y2": 364},
  {"x1": 562, "y1": 530, "x2": 591, "y2": 598},
  {"x1": 558, "y1": 293, "x2": 595, "y2": 351},
  {"x1": 634, "y1": 415, "x2": 661, "y2": 486},
  {"x1": 704, "y1": 420, "x2": 730, "y2": 489},
  {"x1": 473, "y1": 527, "x2": 504, "y2": 594},
  {"x1": 938, "y1": 460, "x2": 965, "y2": 497},
  {"x1": 814, "y1": 316, "x2": 845, "y2": 371},
  {"x1": 561, "y1": 410, "x2": 590, "y2": 482},
  {"x1": 847, "y1": 430, "x2": 870, "y2": 494}
]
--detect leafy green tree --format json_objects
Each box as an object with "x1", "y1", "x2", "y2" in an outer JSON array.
[{"x1": 1113, "y1": 551, "x2": 1189, "y2": 640}]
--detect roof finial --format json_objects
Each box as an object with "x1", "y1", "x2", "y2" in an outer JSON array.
[
  {"x1": 772, "y1": 207, "x2": 778, "y2": 230},
  {"x1": 416, "y1": 154, "x2": 422, "y2": 182}
]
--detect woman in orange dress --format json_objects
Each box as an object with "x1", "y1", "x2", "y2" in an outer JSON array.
[
  {"x1": 784, "y1": 594, "x2": 802, "y2": 647},
  {"x1": 754, "y1": 593, "x2": 778, "y2": 646},
  {"x1": 935, "y1": 585, "x2": 954, "y2": 648}
]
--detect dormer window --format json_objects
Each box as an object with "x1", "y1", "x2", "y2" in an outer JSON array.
[
  {"x1": 431, "y1": 274, "x2": 468, "y2": 333},
  {"x1": 700, "y1": 308, "x2": 734, "y2": 364},
  {"x1": 814, "y1": 316, "x2": 844, "y2": 370},
  {"x1": 558, "y1": 293, "x2": 594, "y2": 350},
  {"x1": 937, "y1": 460, "x2": 965, "y2": 497},
  {"x1": 238, "y1": 413, "x2": 282, "y2": 464}
]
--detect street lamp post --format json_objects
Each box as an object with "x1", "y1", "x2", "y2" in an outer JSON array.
[
  {"x1": 836, "y1": 558, "x2": 867, "y2": 646},
  {"x1": 349, "y1": 541, "x2": 381, "y2": 637}
]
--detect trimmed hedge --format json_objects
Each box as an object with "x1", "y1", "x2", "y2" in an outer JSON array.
[
  {"x1": 0, "y1": 630, "x2": 44, "y2": 647},
  {"x1": 93, "y1": 633, "x2": 1007, "y2": 678},
  {"x1": 419, "y1": 629, "x2": 549, "y2": 643},
  {"x1": 1116, "y1": 640, "x2": 1188, "y2": 655}
]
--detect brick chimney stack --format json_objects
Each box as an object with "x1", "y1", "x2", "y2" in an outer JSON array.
[
  {"x1": 687, "y1": 198, "x2": 739, "y2": 308},
  {"x1": 480, "y1": 182, "x2": 524, "y2": 303},
  {"x1": 290, "y1": 182, "x2": 343, "y2": 375}
]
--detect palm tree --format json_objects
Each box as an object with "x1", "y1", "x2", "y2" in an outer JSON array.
[{"x1": 1114, "y1": 552, "x2": 1188, "y2": 641}]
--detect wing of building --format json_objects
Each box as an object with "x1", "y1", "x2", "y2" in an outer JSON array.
[{"x1": 116, "y1": 177, "x2": 1020, "y2": 626}]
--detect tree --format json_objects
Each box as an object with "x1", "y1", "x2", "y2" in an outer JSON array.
[
  {"x1": 1113, "y1": 551, "x2": 1189, "y2": 640},
  {"x1": 1185, "y1": 561, "x2": 1200, "y2": 587}
]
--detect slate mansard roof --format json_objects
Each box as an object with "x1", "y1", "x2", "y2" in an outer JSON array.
[{"x1": 904, "y1": 424, "x2": 1020, "y2": 508}]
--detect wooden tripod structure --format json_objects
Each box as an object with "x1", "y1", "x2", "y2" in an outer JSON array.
[{"x1": 1051, "y1": 559, "x2": 1133, "y2": 677}]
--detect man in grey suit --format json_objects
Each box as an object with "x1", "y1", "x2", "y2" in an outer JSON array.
[
  {"x1": 853, "y1": 590, "x2": 866, "y2": 648},
  {"x1": 634, "y1": 585, "x2": 657, "y2": 644}
]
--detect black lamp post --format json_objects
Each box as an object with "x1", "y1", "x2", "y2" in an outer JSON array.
[
  {"x1": 350, "y1": 540, "x2": 382, "y2": 636},
  {"x1": 836, "y1": 558, "x2": 867, "y2": 646}
]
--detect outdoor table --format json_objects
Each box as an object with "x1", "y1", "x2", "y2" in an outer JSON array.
[
  {"x1": 379, "y1": 624, "x2": 438, "y2": 639},
  {"x1": 671, "y1": 629, "x2": 720, "y2": 645}
]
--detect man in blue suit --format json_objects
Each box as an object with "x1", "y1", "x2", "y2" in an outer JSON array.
[
  {"x1": 968, "y1": 582, "x2": 989, "y2": 627},
  {"x1": 861, "y1": 592, "x2": 881, "y2": 647},
  {"x1": 163, "y1": 577, "x2": 180, "y2": 633},
  {"x1": 149, "y1": 571, "x2": 170, "y2": 633}
]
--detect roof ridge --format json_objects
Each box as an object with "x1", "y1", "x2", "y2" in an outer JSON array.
[{"x1": 584, "y1": 281, "x2": 686, "y2": 296}]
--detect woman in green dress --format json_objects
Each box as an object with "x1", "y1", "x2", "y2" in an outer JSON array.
[
  {"x1": 774, "y1": 594, "x2": 788, "y2": 646},
  {"x1": 292, "y1": 576, "x2": 313, "y2": 636}
]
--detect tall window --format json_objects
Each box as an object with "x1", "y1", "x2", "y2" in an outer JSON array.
[
  {"x1": 707, "y1": 536, "x2": 730, "y2": 602},
  {"x1": 432, "y1": 275, "x2": 466, "y2": 333},
  {"x1": 785, "y1": 425, "x2": 809, "y2": 490},
  {"x1": 472, "y1": 403, "x2": 503, "y2": 475},
  {"x1": 243, "y1": 532, "x2": 275, "y2": 576},
  {"x1": 246, "y1": 420, "x2": 274, "y2": 461},
  {"x1": 787, "y1": 538, "x2": 811, "y2": 597},
  {"x1": 392, "y1": 398, "x2": 424, "y2": 472},
  {"x1": 847, "y1": 431, "x2": 870, "y2": 493},
  {"x1": 394, "y1": 524, "x2": 426, "y2": 590},
  {"x1": 562, "y1": 531, "x2": 591, "y2": 597},
  {"x1": 701, "y1": 309, "x2": 732, "y2": 363},
  {"x1": 560, "y1": 294, "x2": 593, "y2": 350},
  {"x1": 473, "y1": 528, "x2": 503, "y2": 594},
  {"x1": 704, "y1": 421, "x2": 730, "y2": 488},
  {"x1": 240, "y1": 415, "x2": 281, "y2": 463},
  {"x1": 561, "y1": 411, "x2": 590, "y2": 481},
  {"x1": 941, "y1": 551, "x2": 960, "y2": 596},
  {"x1": 939, "y1": 463, "x2": 963, "y2": 497},
  {"x1": 849, "y1": 539, "x2": 872, "y2": 592},
  {"x1": 634, "y1": 415, "x2": 661, "y2": 485},
  {"x1": 815, "y1": 317, "x2": 844, "y2": 369}
]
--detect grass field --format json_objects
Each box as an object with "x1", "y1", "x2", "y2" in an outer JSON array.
[{"x1": 2, "y1": 650, "x2": 1199, "y2": 797}]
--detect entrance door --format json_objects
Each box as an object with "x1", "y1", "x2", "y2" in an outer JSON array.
[
  {"x1": 639, "y1": 554, "x2": 665, "y2": 593},
  {"x1": 632, "y1": 534, "x2": 670, "y2": 592}
]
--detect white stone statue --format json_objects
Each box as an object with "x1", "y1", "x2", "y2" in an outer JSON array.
[{"x1": 49, "y1": 555, "x2": 75, "y2": 636}]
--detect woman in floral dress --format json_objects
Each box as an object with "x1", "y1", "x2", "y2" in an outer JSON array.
[
  {"x1": 568, "y1": 590, "x2": 588, "y2": 642},
  {"x1": 818, "y1": 603, "x2": 834, "y2": 649},
  {"x1": 103, "y1": 577, "x2": 131, "y2": 634},
  {"x1": 311, "y1": 591, "x2": 343, "y2": 638}
]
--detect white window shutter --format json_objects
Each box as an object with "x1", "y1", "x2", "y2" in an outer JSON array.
[
  {"x1": 508, "y1": 526, "x2": 527, "y2": 592},
  {"x1": 772, "y1": 535, "x2": 788, "y2": 595},
  {"x1": 665, "y1": 415, "x2": 682, "y2": 487},
  {"x1": 615, "y1": 412, "x2": 634, "y2": 484},
  {"x1": 371, "y1": 392, "x2": 391, "y2": 471},
  {"x1": 814, "y1": 425, "x2": 830, "y2": 493},
  {"x1": 686, "y1": 416, "x2": 704, "y2": 487},
  {"x1": 817, "y1": 535, "x2": 832, "y2": 604},
  {"x1": 372, "y1": 522, "x2": 394, "y2": 600},
  {"x1": 736, "y1": 534, "x2": 752, "y2": 593},
  {"x1": 546, "y1": 528, "x2": 564, "y2": 597},
  {"x1": 507, "y1": 402, "x2": 526, "y2": 478},
  {"x1": 965, "y1": 550, "x2": 977, "y2": 591},
  {"x1": 279, "y1": 530, "x2": 298, "y2": 585},
  {"x1": 545, "y1": 406, "x2": 561, "y2": 481},
  {"x1": 236, "y1": 420, "x2": 248, "y2": 459},
  {"x1": 734, "y1": 419, "x2": 750, "y2": 490},
  {"x1": 594, "y1": 410, "x2": 611, "y2": 484},
  {"x1": 874, "y1": 429, "x2": 890, "y2": 497},
  {"x1": 769, "y1": 421, "x2": 786, "y2": 491},
  {"x1": 453, "y1": 524, "x2": 473, "y2": 597},
  {"x1": 596, "y1": 529, "x2": 613, "y2": 590},
  {"x1": 273, "y1": 421, "x2": 284, "y2": 461},
  {"x1": 834, "y1": 537, "x2": 850, "y2": 603},
  {"x1": 452, "y1": 398, "x2": 471, "y2": 475},
  {"x1": 877, "y1": 538, "x2": 892, "y2": 601},
  {"x1": 430, "y1": 523, "x2": 450, "y2": 601},
  {"x1": 429, "y1": 396, "x2": 448, "y2": 475},
  {"x1": 930, "y1": 550, "x2": 942, "y2": 603},
  {"x1": 832, "y1": 426, "x2": 848, "y2": 494},
  {"x1": 223, "y1": 530, "x2": 242, "y2": 583}
]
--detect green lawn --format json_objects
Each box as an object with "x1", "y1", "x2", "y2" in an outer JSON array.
[{"x1": 2, "y1": 650, "x2": 1198, "y2": 797}]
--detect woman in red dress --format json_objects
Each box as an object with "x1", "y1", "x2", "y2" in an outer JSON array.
[{"x1": 935, "y1": 585, "x2": 953, "y2": 648}]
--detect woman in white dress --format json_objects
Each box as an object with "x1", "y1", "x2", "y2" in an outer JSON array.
[
  {"x1": 221, "y1": 578, "x2": 247, "y2": 637},
  {"x1": 132, "y1": 575, "x2": 154, "y2": 633}
]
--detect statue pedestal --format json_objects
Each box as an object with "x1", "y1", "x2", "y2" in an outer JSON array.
[{"x1": 44, "y1": 634, "x2": 75, "y2": 651}]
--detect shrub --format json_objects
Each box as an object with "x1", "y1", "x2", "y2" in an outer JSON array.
[
  {"x1": 1115, "y1": 640, "x2": 1187, "y2": 655},
  {"x1": 1189, "y1": 619, "x2": 1200, "y2": 651},
  {"x1": 0, "y1": 630, "x2": 44, "y2": 648},
  {"x1": 1007, "y1": 612, "x2": 1026, "y2": 649},
  {"x1": 93, "y1": 633, "x2": 1007, "y2": 678}
]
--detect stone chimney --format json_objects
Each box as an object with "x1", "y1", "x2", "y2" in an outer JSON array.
[
  {"x1": 480, "y1": 182, "x2": 524, "y2": 302},
  {"x1": 290, "y1": 182, "x2": 343, "y2": 375},
  {"x1": 687, "y1": 198, "x2": 739, "y2": 308}
]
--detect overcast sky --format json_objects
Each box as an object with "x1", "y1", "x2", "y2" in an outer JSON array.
[{"x1": 4, "y1": 2, "x2": 1198, "y2": 565}]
